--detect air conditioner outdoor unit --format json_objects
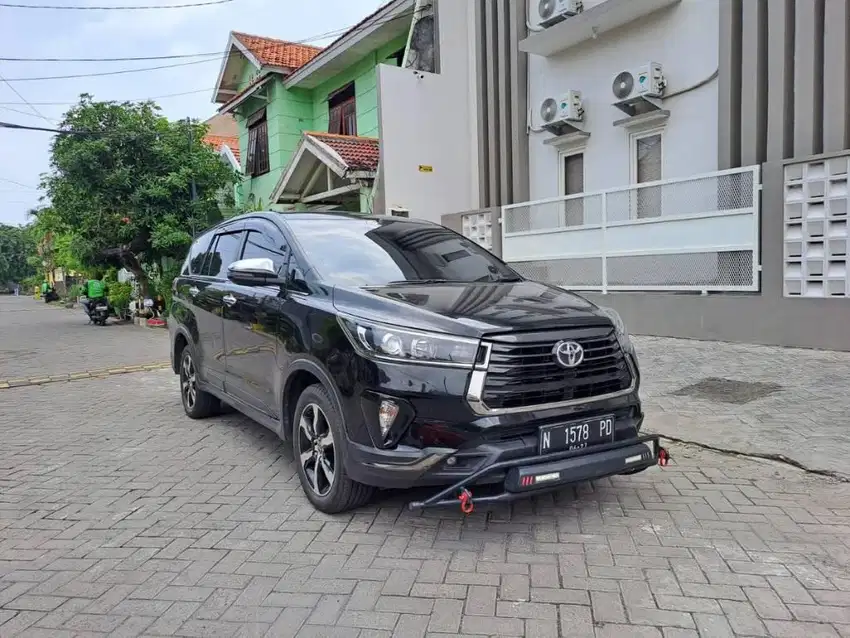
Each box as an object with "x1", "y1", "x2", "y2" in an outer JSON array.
[
  {"x1": 540, "y1": 91, "x2": 584, "y2": 133},
  {"x1": 611, "y1": 63, "x2": 666, "y2": 105},
  {"x1": 538, "y1": 0, "x2": 583, "y2": 28}
]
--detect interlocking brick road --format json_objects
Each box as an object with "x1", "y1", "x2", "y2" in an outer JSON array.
[
  {"x1": 2, "y1": 296, "x2": 850, "y2": 636},
  {"x1": 0, "y1": 296, "x2": 168, "y2": 381}
]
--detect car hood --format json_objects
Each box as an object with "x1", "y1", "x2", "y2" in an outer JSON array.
[{"x1": 331, "y1": 280, "x2": 613, "y2": 338}]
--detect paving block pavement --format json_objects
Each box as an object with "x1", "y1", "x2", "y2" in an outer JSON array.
[
  {"x1": 0, "y1": 296, "x2": 168, "y2": 383},
  {"x1": 1, "y1": 369, "x2": 850, "y2": 637}
]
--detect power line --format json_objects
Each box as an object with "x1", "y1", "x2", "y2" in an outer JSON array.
[
  {"x1": 0, "y1": 8, "x2": 415, "y2": 67},
  {"x1": 2, "y1": 57, "x2": 219, "y2": 82},
  {"x1": 0, "y1": 87, "x2": 215, "y2": 106},
  {"x1": 0, "y1": 0, "x2": 233, "y2": 9},
  {"x1": 0, "y1": 105, "x2": 59, "y2": 122},
  {"x1": 0, "y1": 52, "x2": 222, "y2": 63},
  {"x1": 0, "y1": 69, "x2": 52, "y2": 123},
  {"x1": 0, "y1": 176, "x2": 39, "y2": 189}
]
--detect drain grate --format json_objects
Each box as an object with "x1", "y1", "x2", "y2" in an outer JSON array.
[{"x1": 671, "y1": 377, "x2": 783, "y2": 404}]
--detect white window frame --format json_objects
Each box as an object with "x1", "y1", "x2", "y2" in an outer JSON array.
[
  {"x1": 629, "y1": 126, "x2": 665, "y2": 185},
  {"x1": 629, "y1": 127, "x2": 665, "y2": 219},
  {"x1": 559, "y1": 148, "x2": 586, "y2": 227}
]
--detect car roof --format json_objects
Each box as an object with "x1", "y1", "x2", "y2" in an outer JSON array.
[{"x1": 222, "y1": 211, "x2": 437, "y2": 226}]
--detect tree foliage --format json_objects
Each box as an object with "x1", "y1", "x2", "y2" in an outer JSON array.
[
  {"x1": 0, "y1": 223, "x2": 36, "y2": 285},
  {"x1": 42, "y1": 95, "x2": 237, "y2": 293}
]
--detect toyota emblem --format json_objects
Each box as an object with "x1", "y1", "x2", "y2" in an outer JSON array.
[{"x1": 553, "y1": 340, "x2": 584, "y2": 368}]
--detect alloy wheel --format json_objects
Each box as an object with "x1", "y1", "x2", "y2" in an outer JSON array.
[
  {"x1": 297, "y1": 403, "x2": 336, "y2": 496},
  {"x1": 180, "y1": 354, "x2": 197, "y2": 410}
]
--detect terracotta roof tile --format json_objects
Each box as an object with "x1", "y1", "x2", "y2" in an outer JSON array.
[
  {"x1": 232, "y1": 31, "x2": 323, "y2": 69},
  {"x1": 307, "y1": 132, "x2": 380, "y2": 171},
  {"x1": 202, "y1": 134, "x2": 240, "y2": 162}
]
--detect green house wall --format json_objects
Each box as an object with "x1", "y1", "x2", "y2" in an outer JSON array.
[{"x1": 231, "y1": 33, "x2": 407, "y2": 211}]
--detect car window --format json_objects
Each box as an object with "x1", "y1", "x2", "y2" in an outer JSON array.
[
  {"x1": 241, "y1": 228, "x2": 288, "y2": 270},
  {"x1": 201, "y1": 231, "x2": 244, "y2": 279},
  {"x1": 183, "y1": 231, "x2": 214, "y2": 275},
  {"x1": 285, "y1": 218, "x2": 520, "y2": 287}
]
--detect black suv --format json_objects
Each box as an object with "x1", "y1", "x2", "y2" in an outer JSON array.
[{"x1": 169, "y1": 212, "x2": 662, "y2": 514}]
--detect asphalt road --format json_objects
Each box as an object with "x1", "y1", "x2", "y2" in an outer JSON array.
[{"x1": 1, "y1": 295, "x2": 849, "y2": 637}]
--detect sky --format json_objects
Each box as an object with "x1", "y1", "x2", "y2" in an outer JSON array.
[{"x1": 0, "y1": 0, "x2": 387, "y2": 226}]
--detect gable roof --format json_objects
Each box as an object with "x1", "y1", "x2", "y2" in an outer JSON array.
[
  {"x1": 284, "y1": 0, "x2": 414, "y2": 90},
  {"x1": 231, "y1": 32, "x2": 322, "y2": 69},
  {"x1": 213, "y1": 31, "x2": 323, "y2": 104},
  {"x1": 270, "y1": 132, "x2": 379, "y2": 204},
  {"x1": 308, "y1": 132, "x2": 380, "y2": 171}
]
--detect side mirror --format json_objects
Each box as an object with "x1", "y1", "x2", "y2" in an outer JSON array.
[{"x1": 227, "y1": 258, "x2": 283, "y2": 286}]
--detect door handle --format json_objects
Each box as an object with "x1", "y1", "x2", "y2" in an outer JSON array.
[
  {"x1": 222, "y1": 294, "x2": 237, "y2": 307},
  {"x1": 188, "y1": 286, "x2": 199, "y2": 297}
]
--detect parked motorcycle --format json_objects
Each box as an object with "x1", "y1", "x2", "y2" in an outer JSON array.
[{"x1": 82, "y1": 297, "x2": 110, "y2": 326}]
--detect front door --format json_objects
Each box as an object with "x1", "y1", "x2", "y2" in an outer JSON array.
[
  {"x1": 222, "y1": 222, "x2": 289, "y2": 417},
  {"x1": 195, "y1": 227, "x2": 244, "y2": 391}
]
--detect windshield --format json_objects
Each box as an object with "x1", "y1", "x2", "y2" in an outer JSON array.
[{"x1": 286, "y1": 217, "x2": 520, "y2": 287}]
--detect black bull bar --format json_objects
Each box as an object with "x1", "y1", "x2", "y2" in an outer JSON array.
[{"x1": 407, "y1": 434, "x2": 667, "y2": 514}]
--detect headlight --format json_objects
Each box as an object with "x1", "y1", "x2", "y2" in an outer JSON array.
[
  {"x1": 597, "y1": 306, "x2": 632, "y2": 350},
  {"x1": 338, "y1": 317, "x2": 480, "y2": 368}
]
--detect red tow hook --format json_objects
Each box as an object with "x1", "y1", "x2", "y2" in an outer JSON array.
[
  {"x1": 458, "y1": 488, "x2": 474, "y2": 515},
  {"x1": 658, "y1": 447, "x2": 670, "y2": 467}
]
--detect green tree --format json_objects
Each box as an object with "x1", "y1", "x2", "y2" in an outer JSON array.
[
  {"x1": 0, "y1": 223, "x2": 36, "y2": 285},
  {"x1": 43, "y1": 95, "x2": 237, "y2": 295}
]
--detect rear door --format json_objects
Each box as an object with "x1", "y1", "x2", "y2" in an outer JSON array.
[
  {"x1": 171, "y1": 230, "x2": 215, "y2": 370},
  {"x1": 194, "y1": 224, "x2": 245, "y2": 392},
  {"x1": 222, "y1": 219, "x2": 289, "y2": 417}
]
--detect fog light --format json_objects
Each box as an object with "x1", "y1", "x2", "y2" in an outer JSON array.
[
  {"x1": 378, "y1": 400, "x2": 400, "y2": 438},
  {"x1": 445, "y1": 456, "x2": 457, "y2": 466}
]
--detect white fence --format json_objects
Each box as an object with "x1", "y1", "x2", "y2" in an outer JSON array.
[{"x1": 501, "y1": 166, "x2": 761, "y2": 292}]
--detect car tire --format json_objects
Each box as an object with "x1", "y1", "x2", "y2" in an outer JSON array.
[
  {"x1": 292, "y1": 384, "x2": 374, "y2": 514},
  {"x1": 179, "y1": 348, "x2": 219, "y2": 419}
]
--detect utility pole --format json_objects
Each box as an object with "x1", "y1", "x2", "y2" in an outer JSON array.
[{"x1": 186, "y1": 117, "x2": 198, "y2": 238}]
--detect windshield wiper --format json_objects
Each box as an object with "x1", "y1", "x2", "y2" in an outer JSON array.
[
  {"x1": 386, "y1": 278, "x2": 452, "y2": 286},
  {"x1": 475, "y1": 274, "x2": 522, "y2": 283}
]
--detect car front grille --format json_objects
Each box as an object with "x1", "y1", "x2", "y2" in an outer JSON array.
[{"x1": 480, "y1": 326, "x2": 632, "y2": 410}]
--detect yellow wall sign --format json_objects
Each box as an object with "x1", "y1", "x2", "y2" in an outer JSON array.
[{"x1": 418, "y1": 165, "x2": 433, "y2": 173}]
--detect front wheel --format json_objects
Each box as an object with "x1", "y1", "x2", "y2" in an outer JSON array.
[
  {"x1": 179, "y1": 349, "x2": 218, "y2": 419},
  {"x1": 293, "y1": 384, "x2": 374, "y2": 514}
]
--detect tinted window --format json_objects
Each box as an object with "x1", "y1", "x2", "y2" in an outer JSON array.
[
  {"x1": 241, "y1": 229, "x2": 288, "y2": 270},
  {"x1": 184, "y1": 231, "x2": 214, "y2": 275},
  {"x1": 286, "y1": 218, "x2": 520, "y2": 287},
  {"x1": 202, "y1": 231, "x2": 243, "y2": 279}
]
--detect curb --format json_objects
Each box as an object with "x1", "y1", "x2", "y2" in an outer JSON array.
[{"x1": 0, "y1": 362, "x2": 170, "y2": 389}]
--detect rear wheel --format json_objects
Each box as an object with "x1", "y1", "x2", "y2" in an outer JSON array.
[
  {"x1": 179, "y1": 349, "x2": 218, "y2": 419},
  {"x1": 293, "y1": 384, "x2": 374, "y2": 513}
]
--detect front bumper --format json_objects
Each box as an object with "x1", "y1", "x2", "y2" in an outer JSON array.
[{"x1": 408, "y1": 434, "x2": 664, "y2": 512}]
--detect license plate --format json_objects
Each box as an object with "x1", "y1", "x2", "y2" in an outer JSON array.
[{"x1": 539, "y1": 415, "x2": 615, "y2": 454}]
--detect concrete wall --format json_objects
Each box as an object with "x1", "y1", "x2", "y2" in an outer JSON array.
[
  {"x1": 311, "y1": 35, "x2": 408, "y2": 139},
  {"x1": 582, "y1": 152, "x2": 850, "y2": 351},
  {"x1": 474, "y1": 0, "x2": 530, "y2": 208},
  {"x1": 719, "y1": 0, "x2": 850, "y2": 168},
  {"x1": 377, "y1": 0, "x2": 479, "y2": 223},
  {"x1": 527, "y1": 1, "x2": 719, "y2": 198}
]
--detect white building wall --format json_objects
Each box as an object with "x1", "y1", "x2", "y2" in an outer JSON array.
[
  {"x1": 377, "y1": 0, "x2": 479, "y2": 223},
  {"x1": 527, "y1": 0, "x2": 719, "y2": 200}
]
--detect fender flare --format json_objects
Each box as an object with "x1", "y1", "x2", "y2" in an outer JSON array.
[
  {"x1": 170, "y1": 325, "x2": 194, "y2": 373},
  {"x1": 280, "y1": 358, "x2": 346, "y2": 441}
]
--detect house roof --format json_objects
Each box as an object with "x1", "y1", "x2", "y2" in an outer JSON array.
[
  {"x1": 306, "y1": 132, "x2": 380, "y2": 171},
  {"x1": 202, "y1": 134, "x2": 240, "y2": 162},
  {"x1": 231, "y1": 32, "x2": 322, "y2": 69},
  {"x1": 216, "y1": 74, "x2": 273, "y2": 114},
  {"x1": 284, "y1": 0, "x2": 414, "y2": 90},
  {"x1": 270, "y1": 132, "x2": 380, "y2": 204}
]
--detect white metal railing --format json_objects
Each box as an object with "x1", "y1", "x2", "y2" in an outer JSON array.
[{"x1": 501, "y1": 166, "x2": 761, "y2": 292}]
